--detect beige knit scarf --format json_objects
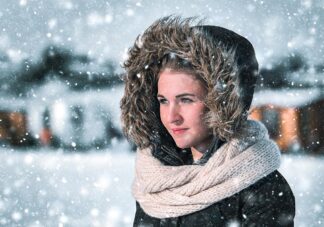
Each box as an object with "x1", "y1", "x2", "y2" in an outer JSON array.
[{"x1": 132, "y1": 120, "x2": 281, "y2": 218}]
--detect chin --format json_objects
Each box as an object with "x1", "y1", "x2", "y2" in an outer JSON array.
[
  {"x1": 174, "y1": 140, "x2": 191, "y2": 149},
  {"x1": 176, "y1": 144, "x2": 187, "y2": 149}
]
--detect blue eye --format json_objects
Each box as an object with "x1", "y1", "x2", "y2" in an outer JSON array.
[
  {"x1": 180, "y1": 98, "x2": 193, "y2": 103},
  {"x1": 158, "y1": 98, "x2": 168, "y2": 104}
]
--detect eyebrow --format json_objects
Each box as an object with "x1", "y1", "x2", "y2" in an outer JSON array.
[{"x1": 157, "y1": 93, "x2": 196, "y2": 98}]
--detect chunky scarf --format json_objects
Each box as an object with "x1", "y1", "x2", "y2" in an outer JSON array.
[{"x1": 132, "y1": 120, "x2": 281, "y2": 218}]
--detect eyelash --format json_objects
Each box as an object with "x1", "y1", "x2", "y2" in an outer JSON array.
[
  {"x1": 180, "y1": 98, "x2": 193, "y2": 103},
  {"x1": 157, "y1": 98, "x2": 194, "y2": 104},
  {"x1": 158, "y1": 98, "x2": 168, "y2": 104}
]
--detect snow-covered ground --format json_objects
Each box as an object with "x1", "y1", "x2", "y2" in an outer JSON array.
[
  {"x1": 0, "y1": 144, "x2": 323, "y2": 227},
  {"x1": 0, "y1": 142, "x2": 135, "y2": 227},
  {"x1": 280, "y1": 154, "x2": 324, "y2": 227}
]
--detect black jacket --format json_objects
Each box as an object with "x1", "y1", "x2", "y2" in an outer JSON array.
[{"x1": 133, "y1": 143, "x2": 295, "y2": 226}]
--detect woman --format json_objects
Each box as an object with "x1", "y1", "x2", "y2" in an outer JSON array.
[{"x1": 121, "y1": 16, "x2": 295, "y2": 226}]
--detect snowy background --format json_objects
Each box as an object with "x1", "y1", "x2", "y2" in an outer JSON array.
[
  {"x1": 0, "y1": 0, "x2": 323, "y2": 226},
  {"x1": 0, "y1": 0, "x2": 323, "y2": 66},
  {"x1": 1, "y1": 149, "x2": 324, "y2": 226}
]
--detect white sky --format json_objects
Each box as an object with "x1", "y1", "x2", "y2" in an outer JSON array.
[{"x1": 0, "y1": 0, "x2": 323, "y2": 68}]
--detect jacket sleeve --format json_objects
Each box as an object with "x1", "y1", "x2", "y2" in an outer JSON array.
[
  {"x1": 241, "y1": 170, "x2": 295, "y2": 227},
  {"x1": 133, "y1": 201, "x2": 161, "y2": 227}
]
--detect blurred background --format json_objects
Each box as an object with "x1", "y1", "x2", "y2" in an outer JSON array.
[{"x1": 0, "y1": 0, "x2": 323, "y2": 226}]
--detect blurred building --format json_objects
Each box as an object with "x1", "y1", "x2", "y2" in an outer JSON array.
[
  {"x1": 0, "y1": 49, "x2": 323, "y2": 153},
  {"x1": 251, "y1": 54, "x2": 324, "y2": 153},
  {"x1": 251, "y1": 88, "x2": 324, "y2": 153},
  {"x1": 0, "y1": 46, "x2": 123, "y2": 150}
]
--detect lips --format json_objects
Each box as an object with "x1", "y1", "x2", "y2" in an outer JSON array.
[{"x1": 171, "y1": 128, "x2": 188, "y2": 135}]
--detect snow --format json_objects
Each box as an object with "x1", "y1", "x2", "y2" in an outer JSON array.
[
  {"x1": 280, "y1": 154, "x2": 324, "y2": 226},
  {"x1": 252, "y1": 88, "x2": 322, "y2": 107},
  {"x1": 0, "y1": 142, "x2": 135, "y2": 227},
  {"x1": 0, "y1": 0, "x2": 323, "y2": 226},
  {"x1": 0, "y1": 0, "x2": 323, "y2": 66},
  {"x1": 0, "y1": 145, "x2": 323, "y2": 226}
]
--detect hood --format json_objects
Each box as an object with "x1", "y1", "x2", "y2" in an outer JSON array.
[{"x1": 120, "y1": 16, "x2": 258, "y2": 149}]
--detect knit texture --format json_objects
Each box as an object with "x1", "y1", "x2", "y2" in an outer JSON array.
[{"x1": 132, "y1": 120, "x2": 281, "y2": 218}]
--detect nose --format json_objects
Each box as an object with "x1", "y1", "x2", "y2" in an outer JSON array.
[{"x1": 167, "y1": 103, "x2": 183, "y2": 125}]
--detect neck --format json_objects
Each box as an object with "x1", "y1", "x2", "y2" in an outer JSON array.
[
  {"x1": 191, "y1": 148, "x2": 204, "y2": 161},
  {"x1": 190, "y1": 136, "x2": 213, "y2": 161}
]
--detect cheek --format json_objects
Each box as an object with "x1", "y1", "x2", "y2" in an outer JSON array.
[{"x1": 188, "y1": 106, "x2": 208, "y2": 130}]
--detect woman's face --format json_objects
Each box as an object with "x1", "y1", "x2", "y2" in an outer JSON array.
[{"x1": 157, "y1": 69, "x2": 212, "y2": 152}]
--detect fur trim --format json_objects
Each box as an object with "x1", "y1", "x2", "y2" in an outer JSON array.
[{"x1": 120, "y1": 16, "x2": 258, "y2": 148}]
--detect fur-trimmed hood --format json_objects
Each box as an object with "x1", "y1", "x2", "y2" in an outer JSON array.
[{"x1": 120, "y1": 16, "x2": 258, "y2": 149}]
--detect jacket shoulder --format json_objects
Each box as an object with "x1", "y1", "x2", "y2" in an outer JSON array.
[{"x1": 240, "y1": 170, "x2": 295, "y2": 226}]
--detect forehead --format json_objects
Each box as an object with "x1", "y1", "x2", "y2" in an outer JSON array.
[{"x1": 157, "y1": 70, "x2": 206, "y2": 96}]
